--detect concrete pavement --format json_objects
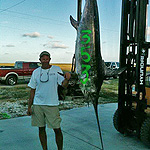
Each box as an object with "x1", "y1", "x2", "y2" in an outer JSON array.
[{"x1": 0, "y1": 103, "x2": 149, "y2": 150}]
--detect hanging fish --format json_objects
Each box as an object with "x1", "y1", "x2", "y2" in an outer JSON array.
[
  {"x1": 70, "y1": 0, "x2": 104, "y2": 149},
  {"x1": 70, "y1": 0, "x2": 126, "y2": 149}
]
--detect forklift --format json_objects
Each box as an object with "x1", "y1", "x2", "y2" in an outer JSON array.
[{"x1": 113, "y1": 0, "x2": 150, "y2": 147}]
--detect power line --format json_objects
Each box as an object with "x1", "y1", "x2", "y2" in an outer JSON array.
[
  {"x1": 0, "y1": 12, "x2": 70, "y2": 27},
  {"x1": 0, "y1": 9, "x2": 69, "y2": 24},
  {"x1": 0, "y1": 11, "x2": 119, "y2": 33},
  {"x1": 0, "y1": 10, "x2": 120, "y2": 32},
  {"x1": 0, "y1": 3, "x2": 120, "y2": 32},
  {"x1": 0, "y1": 1, "x2": 119, "y2": 34},
  {"x1": 0, "y1": 0, "x2": 26, "y2": 13}
]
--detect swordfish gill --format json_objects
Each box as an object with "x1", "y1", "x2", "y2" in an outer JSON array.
[{"x1": 70, "y1": 0, "x2": 105, "y2": 149}]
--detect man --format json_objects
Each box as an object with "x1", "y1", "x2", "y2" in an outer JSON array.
[{"x1": 27, "y1": 51, "x2": 71, "y2": 150}]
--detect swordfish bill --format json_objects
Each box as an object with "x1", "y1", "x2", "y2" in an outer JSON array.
[{"x1": 70, "y1": 0, "x2": 104, "y2": 149}]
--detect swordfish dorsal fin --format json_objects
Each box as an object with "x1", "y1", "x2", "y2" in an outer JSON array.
[{"x1": 70, "y1": 15, "x2": 79, "y2": 30}]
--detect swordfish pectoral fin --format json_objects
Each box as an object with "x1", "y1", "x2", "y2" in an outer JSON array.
[
  {"x1": 104, "y1": 66, "x2": 127, "y2": 78},
  {"x1": 115, "y1": 66, "x2": 127, "y2": 75},
  {"x1": 70, "y1": 15, "x2": 79, "y2": 30}
]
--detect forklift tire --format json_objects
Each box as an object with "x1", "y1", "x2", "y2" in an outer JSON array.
[
  {"x1": 113, "y1": 109, "x2": 124, "y2": 134},
  {"x1": 140, "y1": 118, "x2": 150, "y2": 147}
]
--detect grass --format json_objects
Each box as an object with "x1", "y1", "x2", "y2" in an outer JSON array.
[
  {"x1": 0, "y1": 79, "x2": 118, "y2": 102},
  {"x1": 0, "y1": 113, "x2": 11, "y2": 119},
  {"x1": 99, "y1": 79, "x2": 118, "y2": 103},
  {"x1": 0, "y1": 85, "x2": 30, "y2": 101}
]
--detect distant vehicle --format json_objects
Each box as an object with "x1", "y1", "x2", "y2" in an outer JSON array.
[
  {"x1": 0, "y1": 66, "x2": 14, "y2": 68},
  {"x1": 105, "y1": 62, "x2": 119, "y2": 70},
  {"x1": 0, "y1": 61, "x2": 40, "y2": 85}
]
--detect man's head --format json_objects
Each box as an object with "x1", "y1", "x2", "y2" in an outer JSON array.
[
  {"x1": 39, "y1": 51, "x2": 51, "y2": 60},
  {"x1": 39, "y1": 51, "x2": 51, "y2": 69}
]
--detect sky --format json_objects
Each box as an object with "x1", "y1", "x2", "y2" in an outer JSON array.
[{"x1": 0, "y1": 0, "x2": 150, "y2": 63}]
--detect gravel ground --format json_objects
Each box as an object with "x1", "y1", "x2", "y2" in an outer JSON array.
[
  {"x1": 0, "y1": 97, "x2": 93, "y2": 119},
  {"x1": 0, "y1": 96, "x2": 113, "y2": 120}
]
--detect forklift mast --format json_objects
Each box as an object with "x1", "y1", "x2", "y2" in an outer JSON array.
[{"x1": 118, "y1": 0, "x2": 150, "y2": 135}]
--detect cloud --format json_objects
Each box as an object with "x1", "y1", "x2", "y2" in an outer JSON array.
[
  {"x1": 47, "y1": 35, "x2": 54, "y2": 39},
  {"x1": 43, "y1": 41, "x2": 68, "y2": 49},
  {"x1": 43, "y1": 41, "x2": 62, "y2": 47},
  {"x1": 51, "y1": 43, "x2": 68, "y2": 49},
  {"x1": 65, "y1": 51, "x2": 73, "y2": 54},
  {"x1": 4, "y1": 53, "x2": 9, "y2": 55},
  {"x1": 43, "y1": 44, "x2": 48, "y2": 47},
  {"x1": 52, "y1": 41, "x2": 61, "y2": 43},
  {"x1": 23, "y1": 32, "x2": 40, "y2": 38},
  {"x1": 102, "y1": 41, "x2": 107, "y2": 44},
  {"x1": 1, "y1": 21, "x2": 9, "y2": 24},
  {"x1": 147, "y1": 27, "x2": 150, "y2": 36},
  {"x1": 4, "y1": 44, "x2": 15, "y2": 47},
  {"x1": 22, "y1": 41, "x2": 27, "y2": 44},
  {"x1": 43, "y1": 42, "x2": 51, "y2": 47}
]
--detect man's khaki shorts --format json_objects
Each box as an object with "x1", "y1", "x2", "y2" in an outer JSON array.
[{"x1": 31, "y1": 105, "x2": 62, "y2": 129}]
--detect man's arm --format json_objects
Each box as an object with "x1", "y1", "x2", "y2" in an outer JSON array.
[
  {"x1": 62, "y1": 78, "x2": 69, "y2": 88},
  {"x1": 62, "y1": 72, "x2": 71, "y2": 88},
  {"x1": 27, "y1": 88, "x2": 35, "y2": 116}
]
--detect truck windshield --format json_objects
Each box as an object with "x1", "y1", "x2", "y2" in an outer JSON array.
[{"x1": 15, "y1": 62, "x2": 23, "y2": 69}]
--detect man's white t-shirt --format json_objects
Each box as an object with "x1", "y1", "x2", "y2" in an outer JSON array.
[{"x1": 28, "y1": 66, "x2": 64, "y2": 106}]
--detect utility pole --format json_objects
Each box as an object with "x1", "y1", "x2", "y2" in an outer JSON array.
[{"x1": 77, "y1": 0, "x2": 82, "y2": 22}]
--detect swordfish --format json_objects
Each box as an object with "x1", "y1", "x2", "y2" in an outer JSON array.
[
  {"x1": 70, "y1": 0, "x2": 105, "y2": 149},
  {"x1": 70, "y1": 0, "x2": 126, "y2": 149}
]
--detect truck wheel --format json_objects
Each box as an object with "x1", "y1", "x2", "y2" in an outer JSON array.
[
  {"x1": 140, "y1": 118, "x2": 150, "y2": 147},
  {"x1": 113, "y1": 109, "x2": 124, "y2": 134},
  {"x1": 6, "y1": 75, "x2": 17, "y2": 85}
]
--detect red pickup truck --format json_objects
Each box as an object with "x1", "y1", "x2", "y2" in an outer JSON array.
[{"x1": 0, "y1": 61, "x2": 40, "y2": 85}]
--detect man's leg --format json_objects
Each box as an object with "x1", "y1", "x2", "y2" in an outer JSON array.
[
  {"x1": 53, "y1": 128, "x2": 63, "y2": 150},
  {"x1": 39, "y1": 127, "x2": 48, "y2": 150}
]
